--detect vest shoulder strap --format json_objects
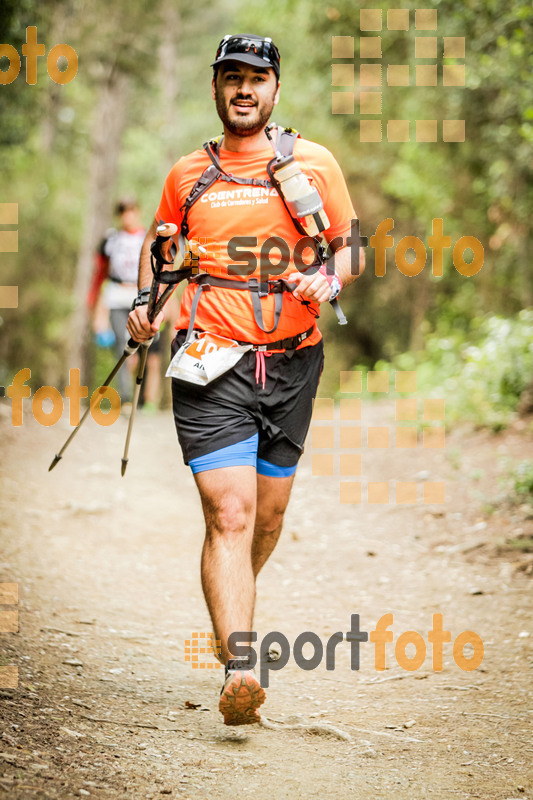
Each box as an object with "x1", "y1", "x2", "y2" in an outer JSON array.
[{"x1": 180, "y1": 127, "x2": 300, "y2": 237}]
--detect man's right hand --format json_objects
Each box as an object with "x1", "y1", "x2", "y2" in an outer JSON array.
[{"x1": 127, "y1": 305, "x2": 164, "y2": 343}]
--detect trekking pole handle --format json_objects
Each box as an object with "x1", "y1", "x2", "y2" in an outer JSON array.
[
  {"x1": 146, "y1": 223, "x2": 178, "y2": 323},
  {"x1": 156, "y1": 222, "x2": 178, "y2": 238}
]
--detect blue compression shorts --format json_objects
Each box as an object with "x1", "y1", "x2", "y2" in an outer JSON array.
[{"x1": 189, "y1": 433, "x2": 298, "y2": 477}]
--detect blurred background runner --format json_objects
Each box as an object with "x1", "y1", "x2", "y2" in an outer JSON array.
[{"x1": 88, "y1": 197, "x2": 163, "y2": 411}]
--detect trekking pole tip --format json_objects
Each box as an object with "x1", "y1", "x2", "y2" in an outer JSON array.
[
  {"x1": 48, "y1": 455, "x2": 61, "y2": 472},
  {"x1": 121, "y1": 458, "x2": 128, "y2": 477}
]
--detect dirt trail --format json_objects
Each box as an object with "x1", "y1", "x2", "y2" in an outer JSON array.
[{"x1": 0, "y1": 398, "x2": 532, "y2": 799}]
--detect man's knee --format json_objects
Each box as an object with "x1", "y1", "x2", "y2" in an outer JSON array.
[
  {"x1": 255, "y1": 506, "x2": 286, "y2": 537},
  {"x1": 203, "y1": 493, "x2": 254, "y2": 539}
]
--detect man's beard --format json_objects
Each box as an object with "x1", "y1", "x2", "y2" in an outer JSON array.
[{"x1": 215, "y1": 88, "x2": 276, "y2": 137}]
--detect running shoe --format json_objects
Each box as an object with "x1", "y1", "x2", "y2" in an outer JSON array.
[{"x1": 218, "y1": 659, "x2": 266, "y2": 726}]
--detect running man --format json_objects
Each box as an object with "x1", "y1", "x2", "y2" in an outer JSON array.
[{"x1": 127, "y1": 34, "x2": 365, "y2": 725}]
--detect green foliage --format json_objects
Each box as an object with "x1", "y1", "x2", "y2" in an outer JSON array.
[
  {"x1": 367, "y1": 309, "x2": 533, "y2": 429},
  {"x1": 510, "y1": 460, "x2": 533, "y2": 501}
]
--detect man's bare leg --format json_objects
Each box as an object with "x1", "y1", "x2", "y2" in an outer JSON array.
[
  {"x1": 252, "y1": 473, "x2": 295, "y2": 577},
  {"x1": 194, "y1": 464, "x2": 270, "y2": 725},
  {"x1": 194, "y1": 465, "x2": 257, "y2": 664},
  {"x1": 194, "y1": 464, "x2": 296, "y2": 724}
]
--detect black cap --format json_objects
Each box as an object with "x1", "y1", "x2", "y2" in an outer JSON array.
[{"x1": 211, "y1": 34, "x2": 280, "y2": 79}]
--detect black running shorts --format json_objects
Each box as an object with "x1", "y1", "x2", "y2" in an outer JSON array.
[{"x1": 170, "y1": 330, "x2": 325, "y2": 467}]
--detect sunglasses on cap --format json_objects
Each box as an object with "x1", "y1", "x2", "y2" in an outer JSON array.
[{"x1": 212, "y1": 35, "x2": 280, "y2": 78}]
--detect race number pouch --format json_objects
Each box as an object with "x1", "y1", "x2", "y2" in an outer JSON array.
[{"x1": 166, "y1": 331, "x2": 252, "y2": 386}]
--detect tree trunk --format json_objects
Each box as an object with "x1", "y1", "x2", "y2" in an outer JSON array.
[
  {"x1": 68, "y1": 67, "x2": 130, "y2": 378},
  {"x1": 158, "y1": 2, "x2": 181, "y2": 171}
]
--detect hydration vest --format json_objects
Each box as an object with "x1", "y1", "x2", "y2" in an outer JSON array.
[{"x1": 174, "y1": 125, "x2": 345, "y2": 344}]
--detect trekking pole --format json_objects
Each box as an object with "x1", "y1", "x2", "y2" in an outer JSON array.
[
  {"x1": 120, "y1": 224, "x2": 205, "y2": 476},
  {"x1": 48, "y1": 340, "x2": 139, "y2": 472},
  {"x1": 48, "y1": 222, "x2": 181, "y2": 473}
]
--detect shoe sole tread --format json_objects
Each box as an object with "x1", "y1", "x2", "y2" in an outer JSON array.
[{"x1": 219, "y1": 670, "x2": 266, "y2": 726}]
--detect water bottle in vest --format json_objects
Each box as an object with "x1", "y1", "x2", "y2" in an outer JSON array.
[{"x1": 271, "y1": 155, "x2": 330, "y2": 237}]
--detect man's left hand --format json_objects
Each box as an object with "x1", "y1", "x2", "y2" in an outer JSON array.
[{"x1": 287, "y1": 270, "x2": 332, "y2": 303}]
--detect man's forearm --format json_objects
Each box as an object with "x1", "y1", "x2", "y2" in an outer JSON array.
[{"x1": 328, "y1": 243, "x2": 366, "y2": 289}]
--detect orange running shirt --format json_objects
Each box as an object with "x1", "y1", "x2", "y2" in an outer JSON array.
[{"x1": 156, "y1": 133, "x2": 355, "y2": 348}]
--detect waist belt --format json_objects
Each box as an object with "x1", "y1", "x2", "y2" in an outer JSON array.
[
  {"x1": 241, "y1": 325, "x2": 315, "y2": 351},
  {"x1": 183, "y1": 273, "x2": 315, "y2": 351},
  {"x1": 186, "y1": 273, "x2": 303, "y2": 338}
]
